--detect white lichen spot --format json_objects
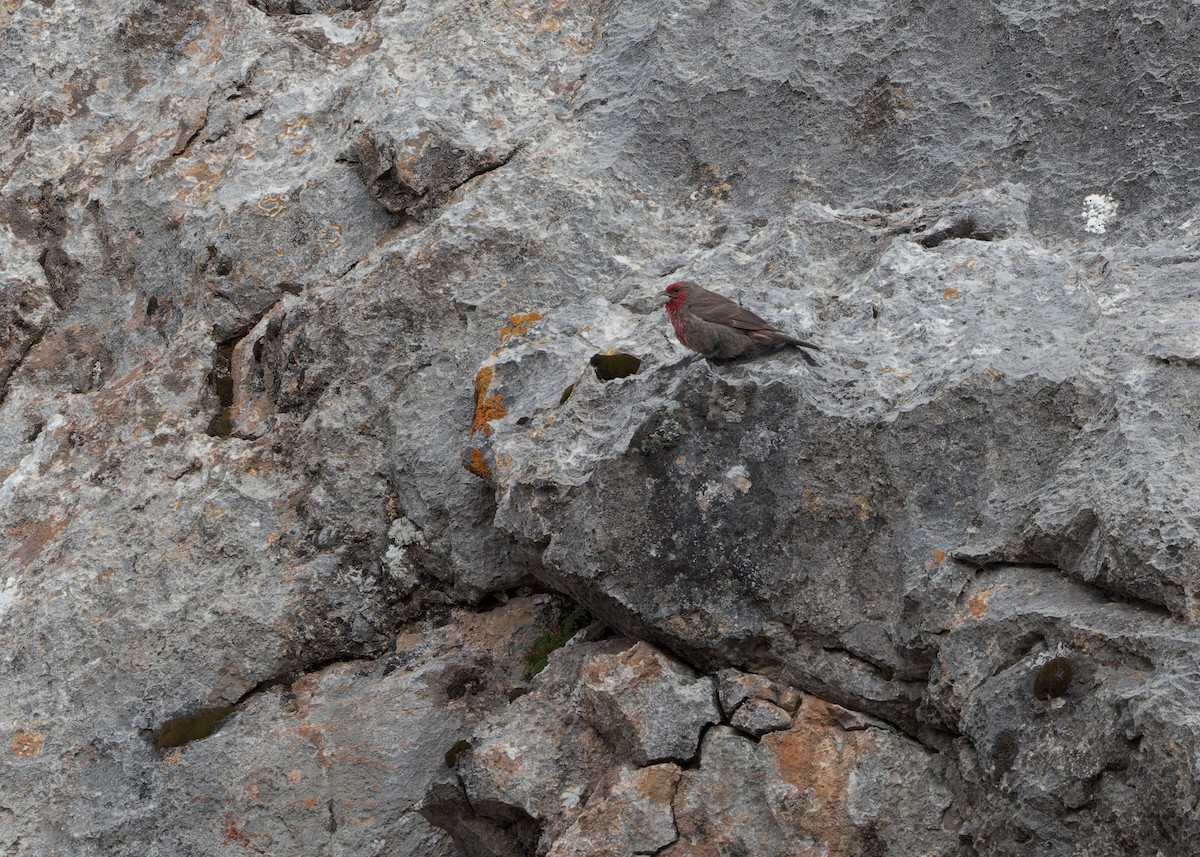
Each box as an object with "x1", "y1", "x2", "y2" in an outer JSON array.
[
  {"x1": 698, "y1": 466, "x2": 753, "y2": 509},
  {"x1": 383, "y1": 516, "x2": 427, "y2": 594},
  {"x1": 0, "y1": 414, "x2": 65, "y2": 506},
  {"x1": 0, "y1": 577, "x2": 19, "y2": 619},
  {"x1": 560, "y1": 785, "x2": 584, "y2": 811},
  {"x1": 726, "y1": 465, "x2": 752, "y2": 494},
  {"x1": 1082, "y1": 193, "x2": 1119, "y2": 234},
  {"x1": 1030, "y1": 642, "x2": 1068, "y2": 668}
]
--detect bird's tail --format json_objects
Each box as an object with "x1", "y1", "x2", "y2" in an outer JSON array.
[{"x1": 774, "y1": 333, "x2": 822, "y2": 365}]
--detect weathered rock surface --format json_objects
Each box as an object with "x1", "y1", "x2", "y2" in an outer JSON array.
[
  {"x1": 666, "y1": 707, "x2": 956, "y2": 857},
  {"x1": 4, "y1": 0, "x2": 1200, "y2": 854},
  {"x1": 580, "y1": 640, "x2": 720, "y2": 765},
  {"x1": 545, "y1": 763, "x2": 681, "y2": 857},
  {"x1": 432, "y1": 636, "x2": 944, "y2": 857}
]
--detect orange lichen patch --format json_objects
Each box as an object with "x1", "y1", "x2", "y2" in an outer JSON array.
[
  {"x1": 474, "y1": 366, "x2": 494, "y2": 403},
  {"x1": 853, "y1": 495, "x2": 871, "y2": 522},
  {"x1": 931, "y1": 549, "x2": 948, "y2": 565},
  {"x1": 10, "y1": 732, "x2": 45, "y2": 759},
  {"x1": 967, "y1": 584, "x2": 1004, "y2": 620},
  {"x1": 471, "y1": 367, "x2": 507, "y2": 437},
  {"x1": 942, "y1": 287, "x2": 960, "y2": 300},
  {"x1": 968, "y1": 595, "x2": 989, "y2": 619},
  {"x1": 498, "y1": 312, "x2": 545, "y2": 345},
  {"x1": 472, "y1": 393, "x2": 506, "y2": 437},
  {"x1": 763, "y1": 698, "x2": 866, "y2": 855},
  {"x1": 464, "y1": 448, "x2": 494, "y2": 481}
]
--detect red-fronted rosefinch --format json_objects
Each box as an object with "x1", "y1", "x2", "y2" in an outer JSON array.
[{"x1": 663, "y1": 281, "x2": 821, "y2": 363}]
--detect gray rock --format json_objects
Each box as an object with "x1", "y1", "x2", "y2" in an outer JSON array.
[
  {"x1": 453, "y1": 636, "x2": 625, "y2": 853},
  {"x1": 730, "y1": 698, "x2": 794, "y2": 738},
  {"x1": 5, "y1": 0, "x2": 1200, "y2": 854},
  {"x1": 716, "y1": 667, "x2": 802, "y2": 717},
  {"x1": 580, "y1": 641, "x2": 721, "y2": 766},
  {"x1": 545, "y1": 764, "x2": 681, "y2": 857},
  {"x1": 666, "y1": 708, "x2": 955, "y2": 857}
]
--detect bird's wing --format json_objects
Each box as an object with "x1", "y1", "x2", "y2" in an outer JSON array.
[{"x1": 686, "y1": 290, "x2": 777, "y2": 331}]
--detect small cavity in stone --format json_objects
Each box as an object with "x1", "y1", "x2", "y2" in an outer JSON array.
[
  {"x1": 444, "y1": 739, "x2": 472, "y2": 768},
  {"x1": 919, "y1": 216, "x2": 998, "y2": 248},
  {"x1": 1033, "y1": 656, "x2": 1073, "y2": 700},
  {"x1": 153, "y1": 705, "x2": 238, "y2": 750},
  {"x1": 205, "y1": 341, "x2": 236, "y2": 438},
  {"x1": 590, "y1": 353, "x2": 641, "y2": 382}
]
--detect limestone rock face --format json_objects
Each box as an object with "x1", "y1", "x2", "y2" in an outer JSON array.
[
  {"x1": 4, "y1": 0, "x2": 1200, "y2": 855},
  {"x1": 431, "y1": 637, "x2": 944, "y2": 857},
  {"x1": 666, "y1": 708, "x2": 956, "y2": 857},
  {"x1": 579, "y1": 640, "x2": 720, "y2": 765},
  {"x1": 545, "y1": 763, "x2": 681, "y2": 857}
]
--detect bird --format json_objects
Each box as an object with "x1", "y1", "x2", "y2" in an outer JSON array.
[{"x1": 662, "y1": 281, "x2": 821, "y2": 363}]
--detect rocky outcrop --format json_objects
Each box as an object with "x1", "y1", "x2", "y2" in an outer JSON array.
[
  {"x1": 3, "y1": 0, "x2": 1200, "y2": 855},
  {"x1": 423, "y1": 636, "x2": 955, "y2": 857}
]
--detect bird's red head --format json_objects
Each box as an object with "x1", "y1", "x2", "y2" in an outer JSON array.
[{"x1": 663, "y1": 281, "x2": 690, "y2": 311}]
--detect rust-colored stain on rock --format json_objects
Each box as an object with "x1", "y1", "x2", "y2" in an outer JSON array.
[
  {"x1": 9, "y1": 514, "x2": 67, "y2": 567},
  {"x1": 634, "y1": 763, "x2": 681, "y2": 802},
  {"x1": 763, "y1": 698, "x2": 873, "y2": 855},
  {"x1": 968, "y1": 585, "x2": 1001, "y2": 619},
  {"x1": 10, "y1": 732, "x2": 46, "y2": 759}
]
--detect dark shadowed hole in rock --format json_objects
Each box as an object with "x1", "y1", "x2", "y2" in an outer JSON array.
[
  {"x1": 590, "y1": 353, "x2": 641, "y2": 382},
  {"x1": 919, "y1": 216, "x2": 1000, "y2": 248},
  {"x1": 559, "y1": 382, "x2": 576, "y2": 404},
  {"x1": 205, "y1": 341, "x2": 235, "y2": 438},
  {"x1": 1033, "y1": 656, "x2": 1073, "y2": 699},
  {"x1": 444, "y1": 666, "x2": 485, "y2": 700},
  {"x1": 444, "y1": 739, "x2": 471, "y2": 768},
  {"x1": 523, "y1": 606, "x2": 590, "y2": 679},
  {"x1": 153, "y1": 705, "x2": 237, "y2": 750}
]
